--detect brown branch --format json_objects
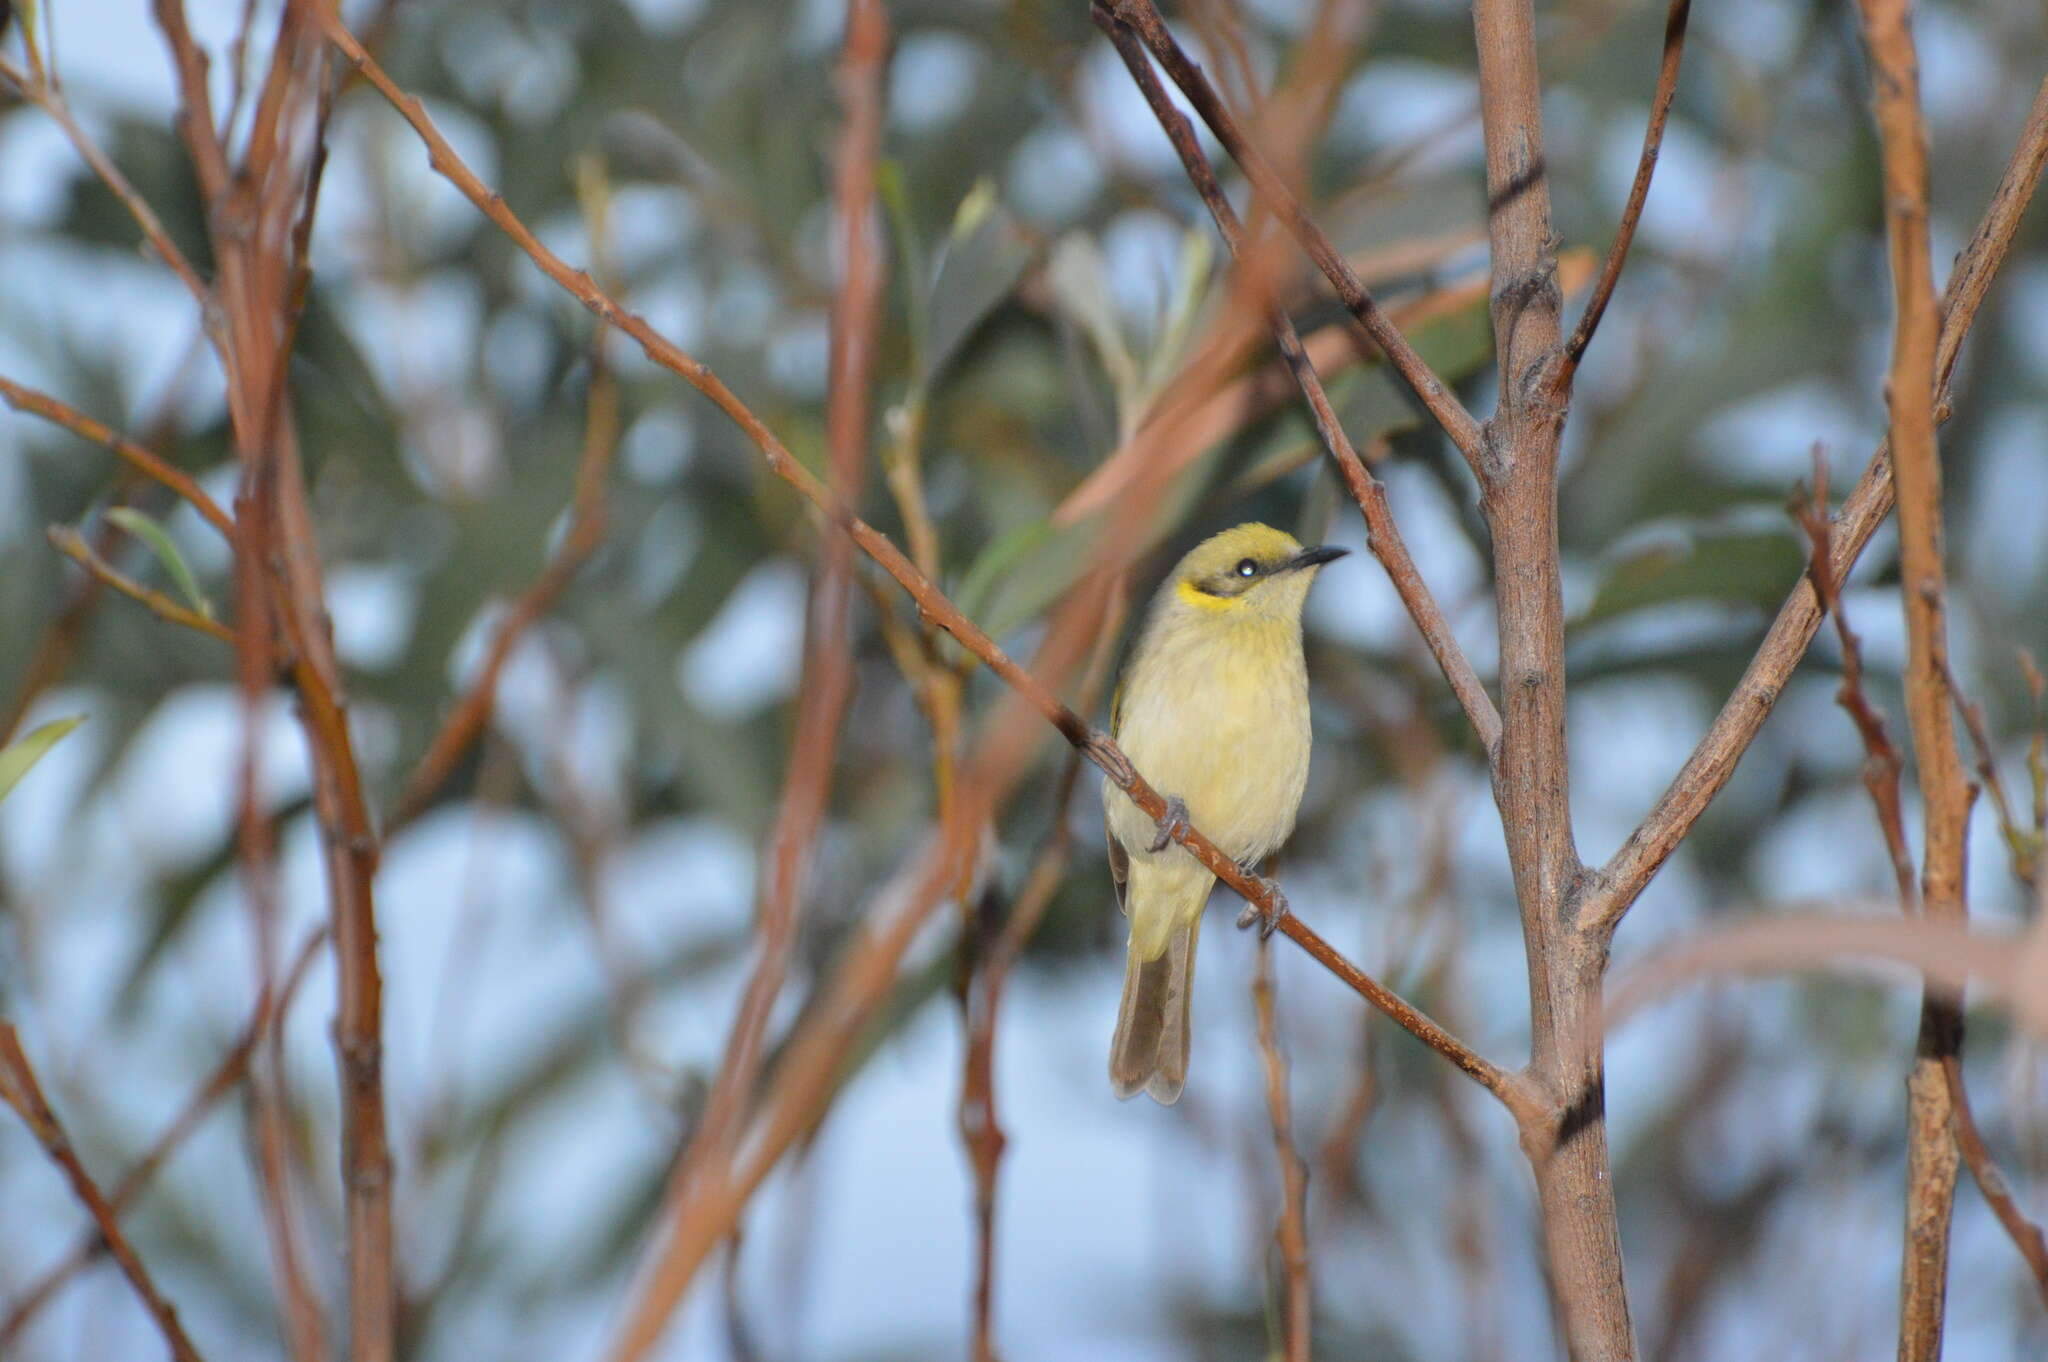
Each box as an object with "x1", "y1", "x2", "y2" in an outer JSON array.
[
  {"x1": 1855, "y1": 3, "x2": 1972, "y2": 1354},
  {"x1": 388, "y1": 354, "x2": 620, "y2": 831},
  {"x1": 1092, "y1": 2, "x2": 1503, "y2": 757},
  {"x1": 0, "y1": 375, "x2": 236, "y2": 538},
  {"x1": 0, "y1": 1025, "x2": 208, "y2": 1362},
  {"x1": 1461, "y1": 0, "x2": 1637, "y2": 1349},
  {"x1": 1791, "y1": 452, "x2": 1916, "y2": 908},
  {"x1": 1252, "y1": 937, "x2": 1312, "y2": 1362},
  {"x1": 673, "y1": 0, "x2": 887, "y2": 1241},
  {"x1": 0, "y1": 930, "x2": 327, "y2": 1350},
  {"x1": 0, "y1": 55, "x2": 211, "y2": 307},
  {"x1": 1584, "y1": 73, "x2": 2048, "y2": 937},
  {"x1": 1944, "y1": 660, "x2": 2036, "y2": 885},
  {"x1": 1943, "y1": 1055, "x2": 2048, "y2": 1306},
  {"x1": 46, "y1": 525, "x2": 235, "y2": 644},
  {"x1": 1556, "y1": 0, "x2": 1692, "y2": 379},
  {"x1": 1098, "y1": 0, "x2": 1490, "y2": 480},
  {"x1": 167, "y1": 7, "x2": 393, "y2": 1355}
]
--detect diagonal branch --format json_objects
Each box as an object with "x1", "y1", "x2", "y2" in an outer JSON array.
[
  {"x1": 0, "y1": 1025, "x2": 209, "y2": 1362},
  {"x1": 0, "y1": 930, "x2": 327, "y2": 1350},
  {"x1": 1583, "y1": 74, "x2": 2048, "y2": 939},
  {"x1": 0, "y1": 55, "x2": 211, "y2": 309},
  {"x1": 1556, "y1": 0, "x2": 1692, "y2": 381},
  {"x1": 1092, "y1": 2, "x2": 1503, "y2": 756},
  {"x1": 388, "y1": 354, "x2": 621, "y2": 832},
  {"x1": 0, "y1": 376, "x2": 236, "y2": 538},
  {"x1": 1099, "y1": 0, "x2": 1490, "y2": 481}
]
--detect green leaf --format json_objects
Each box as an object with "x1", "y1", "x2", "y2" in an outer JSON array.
[
  {"x1": 0, "y1": 716, "x2": 85, "y2": 804},
  {"x1": 875, "y1": 160, "x2": 929, "y2": 368},
  {"x1": 1044, "y1": 234, "x2": 1138, "y2": 428},
  {"x1": 923, "y1": 183, "x2": 1032, "y2": 387},
  {"x1": 1141, "y1": 227, "x2": 1215, "y2": 396},
  {"x1": 105, "y1": 507, "x2": 213, "y2": 620}
]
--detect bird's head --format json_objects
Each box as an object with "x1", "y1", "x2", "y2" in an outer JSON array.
[{"x1": 1165, "y1": 522, "x2": 1348, "y2": 624}]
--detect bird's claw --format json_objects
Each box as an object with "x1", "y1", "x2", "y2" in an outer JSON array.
[
  {"x1": 1147, "y1": 795, "x2": 1191, "y2": 853},
  {"x1": 1235, "y1": 875, "x2": 1290, "y2": 939}
]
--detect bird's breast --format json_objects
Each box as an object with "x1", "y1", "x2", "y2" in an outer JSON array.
[{"x1": 1109, "y1": 621, "x2": 1311, "y2": 865}]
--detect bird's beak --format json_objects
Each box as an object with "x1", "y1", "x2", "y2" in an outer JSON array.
[{"x1": 1286, "y1": 544, "x2": 1350, "y2": 572}]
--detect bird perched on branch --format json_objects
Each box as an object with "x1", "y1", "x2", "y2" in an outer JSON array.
[{"x1": 1103, "y1": 522, "x2": 1346, "y2": 1104}]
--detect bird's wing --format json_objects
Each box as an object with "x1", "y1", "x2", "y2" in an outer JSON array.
[
  {"x1": 1106, "y1": 674, "x2": 1129, "y2": 916},
  {"x1": 1106, "y1": 820, "x2": 1129, "y2": 917}
]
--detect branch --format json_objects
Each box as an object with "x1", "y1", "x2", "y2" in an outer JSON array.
[
  {"x1": 1943, "y1": 1055, "x2": 2048, "y2": 1307},
  {"x1": 0, "y1": 930, "x2": 326, "y2": 1350},
  {"x1": 0, "y1": 1025, "x2": 209, "y2": 1362},
  {"x1": 388, "y1": 354, "x2": 620, "y2": 831},
  {"x1": 0, "y1": 375, "x2": 236, "y2": 538},
  {"x1": 1092, "y1": 2, "x2": 1503, "y2": 756},
  {"x1": 1556, "y1": 0, "x2": 1692, "y2": 379},
  {"x1": 668, "y1": 0, "x2": 888, "y2": 1290},
  {"x1": 0, "y1": 55, "x2": 211, "y2": 308},
  {"x1": 46, "y1": 525, "x2": 235, "y2": 644},
  {"x1": 1252, "y1": 937, "x2": 1312, "y2": 1362},
  {"x1": 1098, "y1": 0, "x2": 1490, "y2": 480},
  {"x1": 1583, "y1": 74, "x2": 2048, "y2": 937},
  {"x1": 1790, "y1": 452, "x2": 1915, "y2": 908},
  {"x1": 1857, "y1": 4, "x2": 1973, "y2": 1354}
]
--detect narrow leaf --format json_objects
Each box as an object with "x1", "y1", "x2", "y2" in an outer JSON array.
[
  {"x1": 105, "y1": 507, "x2": 213, "y2": 620},
  {"x1": 0, "y1": 716, "x2": 85, "y2": 805}
]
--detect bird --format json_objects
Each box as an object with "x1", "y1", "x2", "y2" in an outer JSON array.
[{"x1": 1102, "y1": 521, "x2": 1346, "y2": 1104}]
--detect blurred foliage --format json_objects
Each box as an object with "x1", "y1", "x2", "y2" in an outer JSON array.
[{"x1": 3, "y1": 0, "x2": 2048, "y2": 1358}]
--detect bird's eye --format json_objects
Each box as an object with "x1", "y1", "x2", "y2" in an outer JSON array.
[{"x1": 1235, "y1": 558, "x2": 1258, "y2": 578}]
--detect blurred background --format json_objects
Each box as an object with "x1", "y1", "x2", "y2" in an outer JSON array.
[{"x1": 2, "y1": 0, "x2": 2047, "y2": 1358}]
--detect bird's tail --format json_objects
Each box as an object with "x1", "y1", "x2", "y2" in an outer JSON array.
[{"x1": 1109, "y1": 916, "x2": 1201, "y2": 1104}]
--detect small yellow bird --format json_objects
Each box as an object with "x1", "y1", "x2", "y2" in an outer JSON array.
[{"x1": 1103, "y1": 522, "x2": 1345, "y2": 1104}]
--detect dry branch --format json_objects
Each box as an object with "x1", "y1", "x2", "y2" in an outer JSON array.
[
  {"x1": 1557, "y1": 0, "x2": 1692, "y2": 379},
  {"x1": 1853, "y1": 1, "x2": 1973, "y2": 1351},
  {"x1": 0, "y1": 931, "x2": 327, "y2": 1350},
  {"x1": 0, "y1": 376, "x2": 235, "y2": 538},
  {"x1": 0, "y1": 1025, "x2": 209, "y2": 1362},
  {"x1": 1253, "y1": 938, "x2": 1312, "y2": 1362}
]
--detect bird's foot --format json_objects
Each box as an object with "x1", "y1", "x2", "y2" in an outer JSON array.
[
  {"x1": 1235, "y1": 873, "x2": 1290, "y2": 939},
  {"x1": 1147, "y1": 795, "x2": 1192, "y2": 853}
]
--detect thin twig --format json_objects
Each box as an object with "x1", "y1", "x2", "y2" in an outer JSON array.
[
  {"x1": 388, "y1": 355, "x2": 621, "y2": 831},
  {"x1": 0, "y1": 376, "x2": 235, "y2": 537},
  {"x1": 1252, "y1": 937, "x2": 1312, "y2": 1362},
  {"x1": 1942, "y1": 1055, "x2": 2048, "y2": 1305},
  {"x1": 0, "y1": 55, "x2": 211, "y2": 308},
  {"x1": 1791, "y1": 451, "x2": 1915, "y2": 908},
  {"x1": 1098, "y1": 0, "x2": 1490, "y2": 480},
  {"x1": 46, "y1": 525, "x2": 235, "y2": 644},
  {"x1": 1556, "y1": 0, "x2": 1692, "y2": 379},
  {"x1": 0, "y1": 930, "x2": 327, "y2": 1349},
  {"x1": 0, "y1": 1026, "x2": 208, "y2": 1362}
]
